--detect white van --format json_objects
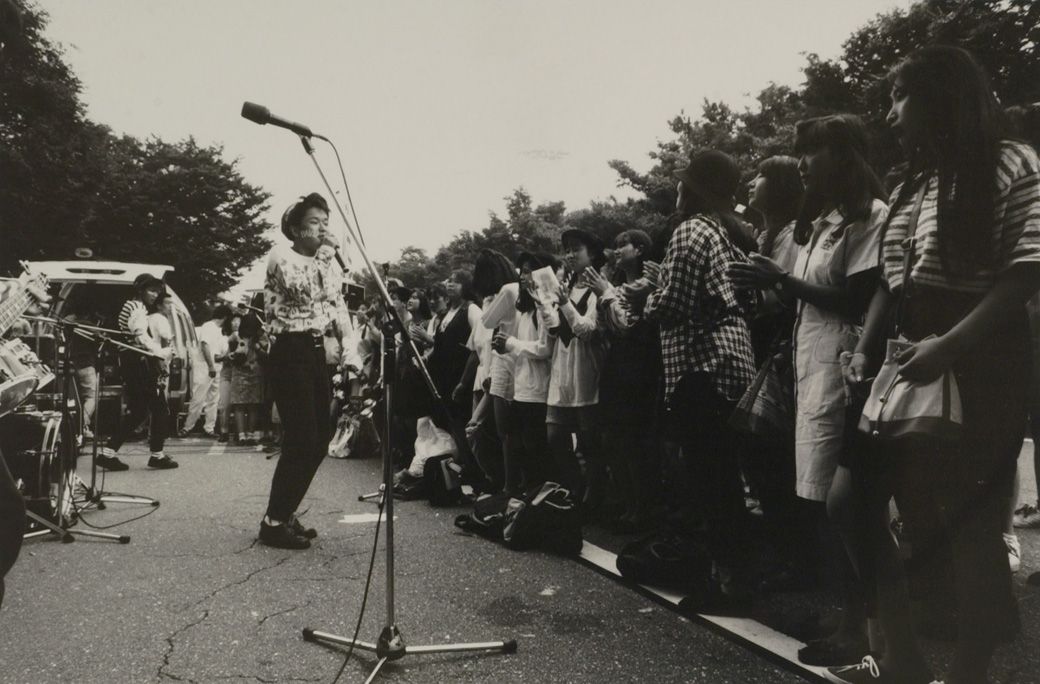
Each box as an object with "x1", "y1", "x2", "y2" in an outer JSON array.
[{"x1": 25, "y1": 261, "x2": 197, "y2": 434}]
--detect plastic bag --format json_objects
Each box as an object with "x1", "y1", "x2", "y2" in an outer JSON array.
[{"x1": 408, "y1": 416, "x2": 457, "y2": 477}]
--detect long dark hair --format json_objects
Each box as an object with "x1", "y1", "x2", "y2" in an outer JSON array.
[
  {"x1": 793, "y1": 114, "x2": 887, "y2": 246},
  {"x1": 448, "y1": 269, "x2": 476, "y2": 303},
  {"x1": 472, "y1": 249, "x2": 518, "y2": 299},
  {"x1": 753, "y1": 156, "x2": 803, "y2": 257},
  {"x1": 885, "y1": 45, "x2": 1005, "y2": 272},
  {"x1": 515, "y1": 253, "x2": 559, "y2": 326}
]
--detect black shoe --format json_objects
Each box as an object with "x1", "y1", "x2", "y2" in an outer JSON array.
[
  {"x1": 97, "y1": 454, "x2": 129, "y2": 471},
  {"x1": 678, "y1": 578, "x2": 753, "y2": 617},
  {"x1": 289, "y1": 515, "x2": 318, "y2": 539},
  {"x1": 217, "y1": 434, "x2": 229, "y2": 443},
  {"x1": 147, "y1": 455, "x2": 179, "y2": 469},
  {"x1": 259, "y1": 521, "x2": 310, "y2": 549}
]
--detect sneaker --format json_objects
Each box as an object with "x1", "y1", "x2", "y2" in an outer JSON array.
[
  {"x1": 289, "y1": 515, "x2": 318, "y2": 539},
  {"x1": 96, "y1": 453, "x2": 128, "y2": 469},
  {"x1": 147, "y1": 454, "x2": 179, "y2": 469},
  {"x1": 1004, "y1": 533, "x2": 1021, "y2": 573},
  {"x1": 824, "y1": 656, "x2": 884, "y2": 683},
  {"x1": 1013, "y1": 503, "x2": 1040, "y2": 529},
  {"x1": 258, "y1": 520, "x2": 310, "y2": 550}
]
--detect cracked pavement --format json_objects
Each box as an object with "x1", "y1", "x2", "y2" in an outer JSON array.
[{"x1": 0, "y1": 439, "x2": 808, "y2": 683}]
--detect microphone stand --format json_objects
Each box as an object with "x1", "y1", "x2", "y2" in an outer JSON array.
[
  {"x1": 20, "y1": 319, "x2": 130, "y2": 543},
  {"x1": 294, "y1": 135, "x2": 515, "y2": 680},
  {"x1": 66, "y1": 323, "x2": 160, "y2": 512}
]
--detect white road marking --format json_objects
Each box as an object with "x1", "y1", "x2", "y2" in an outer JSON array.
[
  {"x1": 578, "y1": 540, "x2": 829, "y2": 681},
  {"x1": 337, "y1": 513, "x2": 396, "y2": 524}
]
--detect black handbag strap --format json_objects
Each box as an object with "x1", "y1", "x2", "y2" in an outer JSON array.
[{"x1": 893, "y1": 178, "x2": 930, "y2": 338}]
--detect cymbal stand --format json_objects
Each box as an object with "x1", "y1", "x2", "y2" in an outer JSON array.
[{"x1": 295, "y1": 134, "x2": 515, "y2": 680}]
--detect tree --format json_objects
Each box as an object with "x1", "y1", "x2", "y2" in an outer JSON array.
[
  {"x1": 0, "y1": 1, "x2": 274, "y2": 310},
  {"x1": 0, "y1": 1, "x2": 110, "y2": 273},
  {"x1": 83, "y1": 136, "x2": 273, "y2": 308}
]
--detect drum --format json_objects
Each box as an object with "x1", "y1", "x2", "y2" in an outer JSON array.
[
  {"x1": 0, "y1": 410, "x2": 74, "y2": 528},
  {"x1": 0, "y1": 339, "x2": 55, "y2": 417}
]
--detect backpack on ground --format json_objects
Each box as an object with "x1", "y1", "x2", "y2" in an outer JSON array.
[
  {"x1": 503, "y1": 482, "x2": 583, "y2": 556},
  {"x1": 423, "y1": 454, "x2": 463, "y2": 507}
]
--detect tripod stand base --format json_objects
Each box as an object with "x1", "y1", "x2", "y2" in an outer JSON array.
[
  {"x1": 303, "y1": 625, "x2": 516, "y2": 681},
  {"x1": 23, "y1": 510, "x2": 130, "y2": 544}
]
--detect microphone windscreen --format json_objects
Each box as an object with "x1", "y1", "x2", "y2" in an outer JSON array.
[{"x1": 241, "y1": 102, "x2": 270, "y2": 125}]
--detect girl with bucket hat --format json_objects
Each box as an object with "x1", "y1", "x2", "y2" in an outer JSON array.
[{"x1": 625, "y1": 150, "x2": 758, "y2": 613}]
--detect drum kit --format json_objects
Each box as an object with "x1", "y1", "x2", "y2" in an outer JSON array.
[{"x1": 3, "y1": 314, "x2": 163, "y2": 544}]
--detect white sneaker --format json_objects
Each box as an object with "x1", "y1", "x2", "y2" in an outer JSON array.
[
  {"x1": 1004, "y1": 533, "x2": 1021, "y2": 573},
  {"x1": 1013, "y1": 503, "x2": 1040, "y2": 528}
]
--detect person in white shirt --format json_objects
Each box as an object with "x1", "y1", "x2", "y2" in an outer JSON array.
[{"x1": 181, "y1": 304, "x2": 230, "y2": 437}]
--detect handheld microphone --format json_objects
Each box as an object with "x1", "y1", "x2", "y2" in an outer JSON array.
[
  {"x1": 241, "y1": 101, "x2": 315, "y2": 138},
  {"x1": 332, "y1": 247, "x2": 349, "y2": 273}
]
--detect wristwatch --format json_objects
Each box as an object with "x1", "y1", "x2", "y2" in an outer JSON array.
[{"x1": 774, "y1": 272, "x2": 790, "y2": 291}]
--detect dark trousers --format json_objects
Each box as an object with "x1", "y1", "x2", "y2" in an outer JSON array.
[
  {"x1": 109, "y1": 354, "x2": 169, "y2": 453},
  {"x1": 0, "y1": 449, "x2": 25, "y2": 607},
  {"x1": 666, "y1": 373, "x2": 748, "y2": 574},
  {"x1": 265, "y1": 334, "x2": 331, "y2": 522}
]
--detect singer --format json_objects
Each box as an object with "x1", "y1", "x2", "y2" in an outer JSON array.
[{"x1": 259, "y1": 192, "x2": 345, "y2": 549}]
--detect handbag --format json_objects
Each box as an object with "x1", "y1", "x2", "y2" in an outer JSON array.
[
  {"x1": 858, "y1": 178, "x2": 963, "y2": 442},
  {"x1": 729, "y1": 335, "x2": 793, "y2": 440}
]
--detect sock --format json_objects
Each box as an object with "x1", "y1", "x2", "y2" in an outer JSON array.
[
  {"x1": 263, "y1": 516, "x2": 283, "y2": 526},
  {"x1": 150, "y1": 451, "x2": 165, "y2": 459}
]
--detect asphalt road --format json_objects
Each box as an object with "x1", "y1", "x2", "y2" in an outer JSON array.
[{"x1": 0, "y1": 438, "x2": 809, "y2": 684}]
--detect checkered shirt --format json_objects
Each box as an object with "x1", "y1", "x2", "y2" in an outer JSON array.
[{"x1": 644, "y1": 215, "x2": 756, "y2": 403}]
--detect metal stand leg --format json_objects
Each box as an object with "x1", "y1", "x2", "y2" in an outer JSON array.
[{"x1": 303, "y1": 311, "x2": 515, "y2": 682}]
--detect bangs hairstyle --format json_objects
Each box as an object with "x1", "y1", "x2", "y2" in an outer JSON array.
[
  {"x1": 793, "y1": 114, "x2": 886, "y2": 245},
  {"x1": 448, "y1": 268, "x2": 477, "y2": 303},
  {"x1": 280, "y1": 192, "x2": 330, "y2": 240},
  {"x1": 472, "y1": 249, "x2": 518, "y2": 299},
  {"x1": 408, "y1": 290, "x2": 433, "y2": 321},
  {"x1": 756, "y1": 156, "x2": 803, "y2": 225},
  {"x1": 885, "y1": 45, "x2": 1005, "y2": 273},
  {"x1": 516, "y1": 252, "x2": 559, "y2": 319},
  {"x1": 755, "y1": 156, "x2": 803, "y2": 257}
]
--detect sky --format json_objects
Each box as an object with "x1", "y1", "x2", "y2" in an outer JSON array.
[{"x1": 40, "y1": 0, "x2": 912, "y2": 293}]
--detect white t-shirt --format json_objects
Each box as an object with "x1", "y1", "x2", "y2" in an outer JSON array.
[{"x1": 196, "y1": 320, "x2": 228, "y2": 362}]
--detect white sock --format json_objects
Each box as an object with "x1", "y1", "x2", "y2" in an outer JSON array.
[
  {"x1": 263, "y1": 516, "x2": 283, "y2": 526},
  {"x1": 151, "y1": 451, "x2": 165, "y2": 459}
]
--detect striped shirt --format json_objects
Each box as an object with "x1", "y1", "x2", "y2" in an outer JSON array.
[
  {"x1": 883, "y1": 141, "x2": 1040, "y2": 293},
  {"x1": 118, "y1": 299, "x2": 163, "y2": 355}
]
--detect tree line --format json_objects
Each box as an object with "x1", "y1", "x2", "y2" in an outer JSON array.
[
  {"x1": 3, "y1": 1, "x2": 1036, "y2": 308},
  {"x1": 0, "y1": 1, "x2": 272, "y2": 309},
  {"x1": 370, "y1": 0, "x2": 1039, "y2": 293}
]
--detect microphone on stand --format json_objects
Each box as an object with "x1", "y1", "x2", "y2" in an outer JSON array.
[{"x1": 241, "y1": 102, "x2": 318, "y2": 138}]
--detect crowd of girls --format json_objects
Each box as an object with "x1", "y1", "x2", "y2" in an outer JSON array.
[{"x1": 365, "y1": 47, "x2": 1040, "y2": 684}]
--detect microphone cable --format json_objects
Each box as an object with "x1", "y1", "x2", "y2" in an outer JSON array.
[
  {"x1": 330, "y1": 486, "x2": 385, "y2": 684},
  {"x1": 316, "y1": 136, "x2": 367, "y2": 250}
]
